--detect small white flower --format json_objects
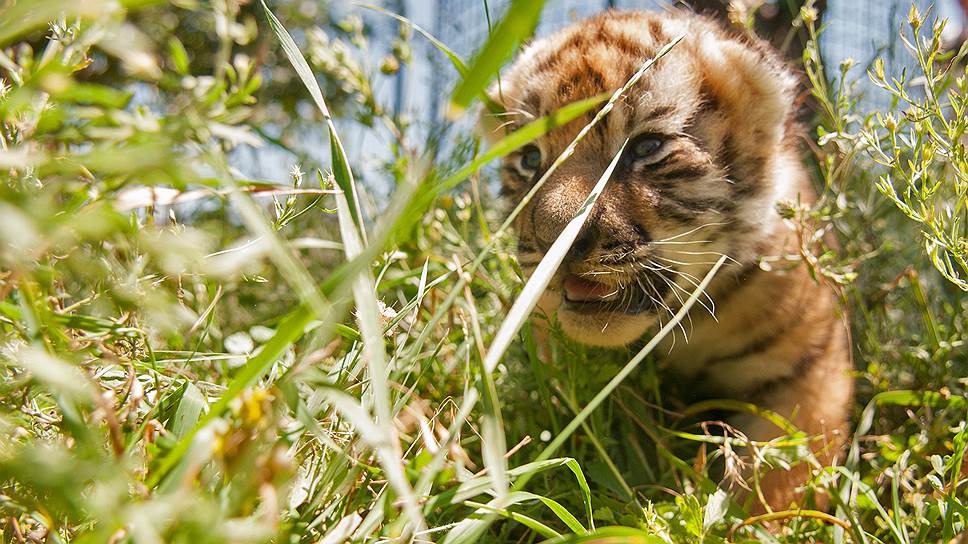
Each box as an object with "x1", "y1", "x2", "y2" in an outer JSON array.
[
  {"x1": 289, "y1": 164, "x2": 304, "y2": 187},
  {"x1": 224, "y1": 332, "x2": 254, "y2": 354},
  {"x1": 249, "y1": 325, "x2": 275, "y2": 343}
]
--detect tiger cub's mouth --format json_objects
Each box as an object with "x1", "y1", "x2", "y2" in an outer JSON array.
[
  {"x1": 563, "y1": 275, "x2": 620, "y2": 302},
  {"x1": 560, "y1": 272, "x2": 670, "y2": 315}
]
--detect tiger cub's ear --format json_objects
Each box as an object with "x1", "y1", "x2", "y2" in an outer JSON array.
[
  {"x1": 692, "y1": 30, "x2": 797, "y2": 151},
  {"x1": 477, "y1": 82, "x2": 514, "y2": 146}
]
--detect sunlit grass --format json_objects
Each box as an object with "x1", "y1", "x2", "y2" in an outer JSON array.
[{"x1": 0, "y1": 1, "x2": 966, "y2": 543}]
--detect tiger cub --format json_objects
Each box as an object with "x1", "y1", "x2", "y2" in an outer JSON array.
[{"x1": 481, "y1": 10, "x2": 852, "y2": 511}]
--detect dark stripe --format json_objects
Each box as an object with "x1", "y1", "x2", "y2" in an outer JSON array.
[
  {"x1": 716, "y1": 133, "x2": 768, "y2": 197},
  {"x1": 498, "y1": 183, "x2": 517, "y2": 198},
  {"x1": 644, "y1": 148, "x2": 689, "y2": 171},
  {"x1": 646, "y1": 18, "x2": 666, "y2": 42},
  {"x1": 628, "y1": 105, "x2": 678, "y2": 135},
  {"x1": 717, "y1": 135, "x2": 738, "y2": 173},
  {"x1": 560, "y1": 31, "x2": 587, "y2": 53},
  {"x1": 649, "y1": 105, "x2": 675, "y2": 120},
  {"x1": 500, "y1": 165, "x2": 531, "y2": 185},
  {"x1": 728, "y1": 155, "x2": 766, "y2": 197},
  {"x1": 595, "y1": 21, "x2": 647, "y2": 59},
  {"x1": 655, "y1": 201, "x2": 701, "y2": 223},
  {"x1": 519, "y1": 91, "x2": 541, "y2": 113},
  {"x1": 674, "y1": 195, "x2": 735, "y2": 214},
  {"x1": 704, "y1": 276, "x2": 823, "y2": 372},
  {"x1": 656, "y1": 196, "x2": 734, "y2": 220},
  {"x1": 556, "y1": 81, "x2": 573, "y2": 99},
  {"x1": 652, "y1": 163, "x2": 713, "y2": 182},
  {"x1": 624, "y1": 105, "x2": 639, "y2": 135},
  {"x1": 609, "y1": 33, "x2": 647, "y2": 59},
  {"x1": 705, "y1": 319, "x2": 793, "y2": 368},
  {"x1": 748, "y1": 317, "x2": 839, "y2": 400},
  {"x1": 533, "y1": 54, "x2": 559, "y2": 76},
  {"x1": 583, "y1": 67, "x2": 607, "y2": 91},
  {"x1": 696, "y1": 81, "x2": 720, "y2": 115}
]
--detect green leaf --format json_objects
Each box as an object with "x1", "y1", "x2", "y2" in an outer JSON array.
[
  {"x1": 170, "y1": 382, "x2": 206, "y2": 440},
  {"x1": 448, "y1": 0, "x2": 546, "y2": 117},
  {"x1": 703, "y1": 489, "x2": 729, "y2": 532},
  {"x1": 459, "y1": 492, "x2": 584, "y2": 539},
  {"x1": 153, "y1": 380, "x2": 189, "y2": 427},
  {"x1": 52, "y1": 83, "x2": 133, "y2": 109},
  {"x1": 168, "y1": 37, "x2": 191, "y2": 75},
  {"x1": 540, "y1": 526, "x2": 667, "y2": 544},
  {"x1": 444, "y1": 457, "x2": 593, "y2": 540},
  {"x1": 0, "y1": 0, "x2": 112, "y2": 46}
]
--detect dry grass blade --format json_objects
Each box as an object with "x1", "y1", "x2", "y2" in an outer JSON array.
[
  {"x1": 335, "y1": 188, "x2": 427, "y2": 534},
  {"x1": 482, "y1": 139, "x2": 627, "y2": 375},
  {"x1": 726, "y1": 509, "x2": 853, "y2": 541}
]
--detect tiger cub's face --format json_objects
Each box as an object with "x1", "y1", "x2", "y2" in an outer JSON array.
[{"x1": 483, "y1": 11, "x2": 799, "y2": 347}]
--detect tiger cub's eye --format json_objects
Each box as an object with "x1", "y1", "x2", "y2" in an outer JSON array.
[
  {"x1": 631, "y1": 134, "x2": 664, "y2": 160},
  {"x1": 520, "y1": 145, "x2": 542, "y2": 173}
]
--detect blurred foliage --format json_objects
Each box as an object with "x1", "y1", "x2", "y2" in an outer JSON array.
[{"x1": 0, "y1": 0, "x2": 966, "y2": 543}]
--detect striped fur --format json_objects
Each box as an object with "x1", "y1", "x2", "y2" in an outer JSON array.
[{"x1": 482, "y1": 10, "x2": 852, "y2": 512}]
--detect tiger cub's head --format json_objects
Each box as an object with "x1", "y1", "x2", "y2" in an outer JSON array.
[{"x1": 482, "y1": 10, "x2": 801, "y2": 347}]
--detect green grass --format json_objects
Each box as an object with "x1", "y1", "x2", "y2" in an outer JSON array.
[{"x1": 1, "y1": 1, "x2": 967, "y2": 542}]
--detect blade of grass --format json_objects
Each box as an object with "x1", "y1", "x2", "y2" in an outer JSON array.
[
  {"x1": 680, "y1": 399, "x2": 800, "y2": 435},
  {"x1": 541, "y1": 526, "x2": 668, "y2": 544},
  {"x1": 439, "y1": 457, "x2": 591, "y2": 515},
  {"x1": 557, "y1": 387, "x2": 639, "y2": 505},
  {"x1": 461, "y1": 497, "x2": 562, "y2": 539},
  {"x1": 334, "y1": 186, "x2": 427, "y2": 534},
  {"x1": 448, "y1": 0, "x2": 546, "y2": 117},
  {"x1": 456, "y1": 490, "x2": 592, "y2": 540},
  {"x1": 727, "y1": 509, "x2": 853, "y2": 540},
  {"x1": 459, "y1": 273, "x2": 511, "y2": 502},
  {"x1": 261, "y1": 0, "x2": 366, "y2": 242},
  {"x1": 532, "y1": 256, "x2": 726, "y2": 466},
  {"x1": 169, "y1": 382, "x2": 205, "y2": 440},
  {"x1": 443, "y1": 140, "x2": 622, "y2": 524}
]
